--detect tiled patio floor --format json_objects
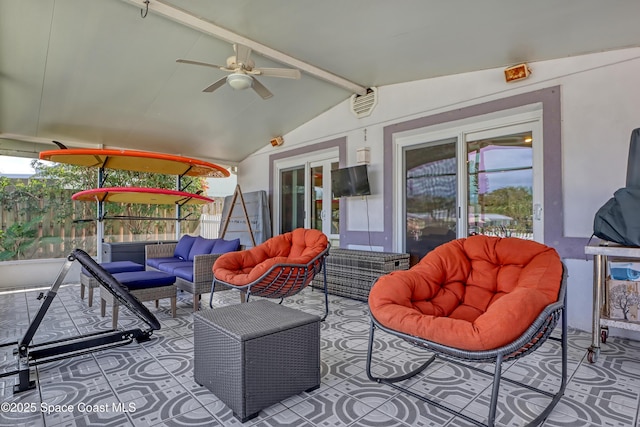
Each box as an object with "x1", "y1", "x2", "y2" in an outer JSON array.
[{"x1": 1, "y1": 283, "x2": 639, "y2": 426}]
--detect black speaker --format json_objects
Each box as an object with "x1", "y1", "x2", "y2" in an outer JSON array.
[{"x1": 626, "y1": 128, "x2": 640, "y2": 187}]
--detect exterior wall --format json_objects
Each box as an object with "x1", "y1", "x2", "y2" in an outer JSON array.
[{"x1": 239, "y1": 47, "x2": 640, "y2": 334}]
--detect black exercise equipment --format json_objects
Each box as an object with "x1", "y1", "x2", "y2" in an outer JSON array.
[{"x1": 0, "y1": 248, "x2": 160, "y2": 394}]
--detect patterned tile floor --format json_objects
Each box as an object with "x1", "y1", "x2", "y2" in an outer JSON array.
[{"x1": 1, "y1": 283, "x2": 640, "y2": 426}]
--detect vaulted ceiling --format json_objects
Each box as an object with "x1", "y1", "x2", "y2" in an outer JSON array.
[{"x1": 2, "y1": 0, "x2": 639, "y2": 168}]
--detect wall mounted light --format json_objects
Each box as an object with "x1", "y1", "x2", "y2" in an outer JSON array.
[
  {"x1": 270, "y1": 136, "x2": 284, "y2": 147},
  {"x1": 504, "y1": 63, "x2": 531, "y2": 83}
]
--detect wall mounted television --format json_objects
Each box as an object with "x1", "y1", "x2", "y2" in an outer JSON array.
[{"x1": 331, "y1": 165, "x2": 371, "y2": 197}]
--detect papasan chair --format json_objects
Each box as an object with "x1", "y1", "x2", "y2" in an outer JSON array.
[
  {"x1": 210, "y1": 228, "x2": 330, "y2": 320},
  {"x1": 366, "y1": 235, "x2": 567, "y2": 427}
]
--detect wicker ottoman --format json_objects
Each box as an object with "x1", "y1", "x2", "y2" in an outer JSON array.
[
  {"x1": 99, "y1": 270, "x2": 177, "y2": 329},
  {"x1": 194, "y1": 300, "x2": 320, "y2": 422},
  {"x1": 80, "y1": 261, "x2": 145, "y2": 307}
]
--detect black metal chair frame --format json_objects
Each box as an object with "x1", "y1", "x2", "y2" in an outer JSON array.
[
  {"x1": 210, "y1": 245, "x2": 330, "y2": 320},
  {"x1": 366, "y1": 266, "x2": 568, "y2": 427},
  {"x1": 1, "y1": 249, "x2": 160, "y2": 394}
]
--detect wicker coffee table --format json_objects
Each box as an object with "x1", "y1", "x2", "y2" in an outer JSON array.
[{"x1": 194, "y1": 300, "x2": 321, "y2": 422}]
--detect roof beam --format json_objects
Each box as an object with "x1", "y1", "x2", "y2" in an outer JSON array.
[{"x1": 120, "y1": 0, "x2": 368, "y2": 95}]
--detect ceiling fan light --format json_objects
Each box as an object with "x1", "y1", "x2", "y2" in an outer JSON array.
[{"x1": 226, "y1": 73, "x2": 252, "y2": 90}]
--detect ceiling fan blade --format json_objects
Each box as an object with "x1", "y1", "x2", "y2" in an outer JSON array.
[
  {"x1": 250, "y1": 77, "x2": 273, "y2": 99},
  {"x1": 203, "y1": 76, "x2": 228, "y2": 93},
  {"x1": 256, "y1": 67, "x2": 301, "y2": 79},
  {"x1": 234, "y1": 44, "x2": 252, "y2": 66},
  {"x1": 176, "y1": 59, "x2": 228, "y2": 70}
]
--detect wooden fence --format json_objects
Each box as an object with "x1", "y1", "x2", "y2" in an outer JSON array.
[{"x1": 1, "y1": 192, "x2": 225, "y2": 260}]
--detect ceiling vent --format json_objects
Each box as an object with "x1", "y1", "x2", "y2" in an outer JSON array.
[{"x1": 350, "y1": 87, "x2": 378, "y2": 118}]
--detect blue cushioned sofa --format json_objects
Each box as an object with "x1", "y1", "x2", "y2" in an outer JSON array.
[{"x1": 145, "y1": 235, "x2": 241, "y2": 311}]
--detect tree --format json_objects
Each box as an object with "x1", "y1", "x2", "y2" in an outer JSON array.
[
  {"x1": 482, "y1": 186, "x2": 533, "y2": 234},
  {"x1": 0, "y1": 217, "x2": 43, "y2": 260},
  {"x1": 0, "y1": 160, "x2": 207, "y2": 261}
]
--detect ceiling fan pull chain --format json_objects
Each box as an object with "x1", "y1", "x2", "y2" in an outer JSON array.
[{"x1": 141, "y1": 0, "x2": 150, "y2": 19}]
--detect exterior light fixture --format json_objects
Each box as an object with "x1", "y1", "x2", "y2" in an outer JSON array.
[{"x1": 504, "y1": 63, "x2": 531, "y2": 83}]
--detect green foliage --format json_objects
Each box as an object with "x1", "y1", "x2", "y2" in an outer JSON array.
[
  {"x1": 1, "y1": 160, "x2": 207, "y2": 261},
  {"x1": 31, "y1": 159, "x2": 206, "y2": 225},
  {"x1": 482, "y1": 186, "x2": 533, "y2": 230},
  {"x1": 0, "y1": 216, "x2": 43, "y2": 260}
]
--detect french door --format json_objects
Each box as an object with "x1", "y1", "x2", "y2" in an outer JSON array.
[
  {"x1": 276, "y1": 155, "x2": 339, "y2": 243},
  {"x1": 310, "y1": 160, "x2": 340, "y2": 236},
  {"x1": 397, "y1": 112, "x2": 542, "y2": 261},
  {"x1": 403, "y1": 137, "x2": 458, "y2": 261}
]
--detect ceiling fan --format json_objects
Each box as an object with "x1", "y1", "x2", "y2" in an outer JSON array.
[{"x1": 176, "y1": 44, "x2": 301, "y2": 99}]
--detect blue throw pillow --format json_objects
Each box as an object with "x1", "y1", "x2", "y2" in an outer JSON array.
[
  {"x1": 188, "y1": 236, "x2": 217, "y2": 260},
  {"x1": 174, "y1": 235, "x2": 197, "y2": 260},
  {"x1": 212, "y1": 238, "x2": 241, "y2": 254}
]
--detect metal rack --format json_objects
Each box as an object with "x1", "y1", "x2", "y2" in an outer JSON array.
[{"x1": 584, "y1": 241, "x2": 640, "y2": 363}]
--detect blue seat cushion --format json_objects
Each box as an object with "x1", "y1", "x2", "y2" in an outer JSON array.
[
  {"x1": 82, "y1": 260, "x2": 144, "y2": 276},
  {"x1": 112, "y1": 271, "x2": 176, "y2": 290},
  {"x1": 188, "y1": 236, "x2": 216, "y2": 260},
  {"x1": 212, "y1": 238, "x2": 241, "y2": 254},
  {"x1": 156, "y1": 261, "x2": 194, "y2": 275},
  {"x1": 146, "y1": 256, "x2": 181, "y2": 269},
  {"x1": 174, "y1": 235, "x2": 197, "y2": 260},
  {"x1": 172, "y1": 266, "x2": 194, "y2": 282}
]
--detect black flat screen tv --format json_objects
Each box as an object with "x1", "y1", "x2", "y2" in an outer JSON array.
[{"x1": 331, "y1": 165, "x2": 371, "y2": 197}]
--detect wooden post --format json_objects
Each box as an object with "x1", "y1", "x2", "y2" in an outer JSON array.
[
  {"x1": 218, "y1": 185, "x2": 256, "y2": 304},
  {"x1": 219, "y1": 185, "x2": 256, "y2": 247}
]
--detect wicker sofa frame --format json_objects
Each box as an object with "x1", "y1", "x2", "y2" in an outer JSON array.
[
  {"x1": 145, "y1": 242, "x2": 230, "y2": 312},
  {"x1": 211, "y1": 245, "x2": 330, "y2": 320},
  {"x1": 366, "y1": 266, "x2": 568, "y2": 427}
]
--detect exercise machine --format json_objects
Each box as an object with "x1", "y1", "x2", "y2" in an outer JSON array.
[{"x1": 0, "y1": 249, "x2": 160, "y2": 394}]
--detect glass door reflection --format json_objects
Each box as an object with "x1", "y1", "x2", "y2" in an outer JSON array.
[
  {"x1": 280, "y1": 167, "x2": 305, "y2": 233},
  {"x1": 404, "y1": 139, "x2": 457, "y2": 262},
  {"x1": 466, "y1": 131, "x2": 533, "y2": 239}
]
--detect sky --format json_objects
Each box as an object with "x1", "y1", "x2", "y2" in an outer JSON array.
[{"x1": 0, "y1": 156, "x2": 37, "y2": 175}]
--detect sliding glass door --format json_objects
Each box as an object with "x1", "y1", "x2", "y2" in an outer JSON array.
[
  {"x1": 466, "y1": 130, "x2": 535, "y2": 239},
  {"x1": 404, "y1": 138, "x2": 458, "y2": 261},
  {"x1": 397, "y1": 112, "x2": 542, "y2": 261}
]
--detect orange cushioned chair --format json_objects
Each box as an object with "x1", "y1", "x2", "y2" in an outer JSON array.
[
  {"x1": 366, "y1": 235, "x2": 567, "y2": 427},
  {"x1": 211, "y1": 228, "x2": 330, "y2": 319}
]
